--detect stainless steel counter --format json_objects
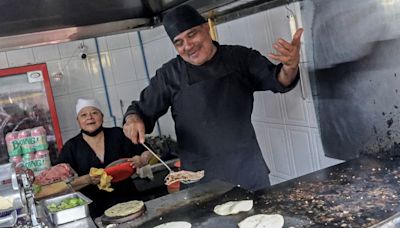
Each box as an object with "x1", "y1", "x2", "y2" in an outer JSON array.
[{"x1": 44, "y1": 217, "x2": 97, "y2": 228}]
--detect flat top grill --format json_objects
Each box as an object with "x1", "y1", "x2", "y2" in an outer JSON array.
[{"x1": 104, "y1": 155, "x2": 400, "y2": 228}]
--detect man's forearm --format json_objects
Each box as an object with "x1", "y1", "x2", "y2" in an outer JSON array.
[
  {"x1": 277, "y1": 65, "x2": 299, "y2": 87},
  {"x1": 125, "y1": 113, "x2": 142, "y2": 123},
  {"x1": 123, "y1": 101, "x2": 143, "y2": 124}
]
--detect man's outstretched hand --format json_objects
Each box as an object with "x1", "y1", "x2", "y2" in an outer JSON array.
[{"x1": 269, "y1": 28, "x2": 304, "y2": 87}]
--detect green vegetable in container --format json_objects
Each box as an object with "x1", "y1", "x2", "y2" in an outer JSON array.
[{"x1": 46, "y1": 197, "x2": 86, "y2": 212}]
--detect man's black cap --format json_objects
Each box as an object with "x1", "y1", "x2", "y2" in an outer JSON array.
[{"x1": 163, "y1": 5, "x2": 207, "y2": 41}]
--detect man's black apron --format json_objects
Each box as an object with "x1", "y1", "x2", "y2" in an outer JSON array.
[{"x1": 171, "y1": 61, "x2": 270, "y2": 191}]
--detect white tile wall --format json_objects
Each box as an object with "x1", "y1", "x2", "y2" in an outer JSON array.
[
  {"x1": 267, "y1": 124, "x2": 293, "y2": 179},
  {"x1": 46, "y1": 60, "x2": 68, "y2": 97},
  {"x1": 282, "y1": 84, "x2": 309, "y2": 127},
  {"x1": 247, "y1": 13, "x2": 272, "y2": 55},
  {"x1": 136, "y1": 79, "x2": 150, "y2": 94},
  {"x1": 130, "y1": 46, "x2": 147, "y2": 80},
  {"x1": 0, "y1": 52, "x2": 8, "y2": 69},
  {"x1": 266, "y1": 6, "x2": 292, "y2": 42},
  {"x1": 106, "y1": 33, "x2": 131, "y2": 50},
  {"x1": 103, "y1": 85, "x2": 121, "y2": 119},
  {"x1": 81, "y1": 39, "x2": 98, "y2": 55},
  {"x1": 226, "y1": 16, "x2": 252, "y2": 47},
  {"x1": 140, "y1": 26, "x2": 167, "y2": 44},
  {"x1": 97, "y1": 52, "x2": 115, "y2": 87},
  {"x1": 115, "y1": 80, "x2": 141, "y2": 112},
  {"x1": 306, "y1": 100, "x2": 318, "y2": 128},
  {"x1": 33, "y1": 45, "x2": 61, "y2": 62},
  {"x1": 54, "y1": 95, "x2": 76, "y2": 132},
  {"x1": 6, "y1": 48, "x2": 35, "y2": 67},
  {"x1": 62, "y1": 57, "x2": 93, "y2": 93},
  {"x1": 128, "y1": 32, "x2": 140, "y2": 47},
  {"x1": 143, "y1": 37, "x2": 176, "y2": 76},
  {"x1": 109, "y1": 48, "x2": 137, "y2": 83},
  {"x1": 58, "y1": 41, "x2": 82, "y2": 59},
  {"x1": 93, "y1": 88, "x2": 113, "y2": 118},
  {"x1": 252, "y1": 91, "x2": 284, "y2": 124},
  {"x1": 85, "y1": 54, "x2": 104, "y2": 89},
  {"x1": 216, "y1": 23, "x2": 235, "y2": 45},
  {"x1": 94, "y1": 37, "x2": 108, "y2": 52},
  {"x1": 287, "y1": 125, "x2": 316, "y2": 176}
]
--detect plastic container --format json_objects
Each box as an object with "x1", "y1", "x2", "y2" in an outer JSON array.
[
  {"x1": 167, "y1": 181, "x2": 180, "y2": 193},
  {"x1": 0, "y1": 163, "x2": 23, "y2": 228},
  {"x1": 34, "y1": 150, "x2": 51, "y2": 171},
  {"x1": 5, "y1": 132, "x2": 21, "y2": 156},
  {"x1": 167, "y1": 160, "x2": 181, "y2": 193},
  {"x1": 22, "y1": 153, "x2": 35, "y2": 162},
  {"x1": 22, "y1": 153, "x2": 37, "y2": 171},
  {"x1": 18, "y1": 129, "x2": 33, "y2": 154},
  {"x1": 31, "y1": 126, "x2": 48, "y2": 151},
  {"x1": 42, "y1": 192, "x2": 92, "y2": 225}
]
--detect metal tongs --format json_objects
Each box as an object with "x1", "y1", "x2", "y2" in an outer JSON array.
[{"x1": 141, "y1": 143, "x2": 203, "y2": 184}]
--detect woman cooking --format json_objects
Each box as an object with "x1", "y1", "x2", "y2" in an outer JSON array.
[{"x1": 57, "y1": 98, "x2": 151, "y2": 218}]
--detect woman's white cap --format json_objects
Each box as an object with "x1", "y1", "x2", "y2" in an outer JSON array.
[{"x1": 76, "y1": 98, "x2": 102, "y2": 115}]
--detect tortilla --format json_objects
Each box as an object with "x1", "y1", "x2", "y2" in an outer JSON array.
[
  {"x1": 153, "y1": 221, "x2": 191, "y2": 228},
  {"x1": 164, "y1": 170, "x2": 204, "y2": 185},
  {"x1": 238, "y1": 214, "x2": 284, "y2": 228},
  {"x1": 0, "y1": 196, "x2": 13, "y2": 210},
  {"x1": 213, "y1": 200, "x2": 253, "y2": 216},
  {"x1": 104, "y1": 200, "x2": 144, "y2": 218}
]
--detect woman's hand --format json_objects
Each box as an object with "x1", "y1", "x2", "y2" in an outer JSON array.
[
  {"x1": 140, "y1": 151, "x2": 152, "y2": 164},
  {"x1": 128, "y1": 155, "x2": 144, "y2": 168},
  {"x1": 88, "y1": 174, "x2": 101, "y2": 185},
  {"x1": 128, "y1": 151, "x2": 152, "y2": 168}
]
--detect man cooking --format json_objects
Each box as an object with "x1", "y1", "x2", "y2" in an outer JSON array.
[{"x1": 123, "y1": 5, "x2": 303, "y2": 191}]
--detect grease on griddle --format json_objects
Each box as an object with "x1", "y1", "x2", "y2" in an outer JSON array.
[
  {"x1": 387, "y1": 118, "x2": 394, "y2": 128},
  {"x1": 257, "y1": 162, "x2": 400, "y2": 227}
]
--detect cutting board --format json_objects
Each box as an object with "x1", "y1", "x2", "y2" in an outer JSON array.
[{"x1": 34, "y1": 182, "x2": 69, "y2": 200}]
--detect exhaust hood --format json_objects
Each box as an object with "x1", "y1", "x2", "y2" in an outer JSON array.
[{"x1": 0, "y1": 0, "x2": 288, "y2": 51}]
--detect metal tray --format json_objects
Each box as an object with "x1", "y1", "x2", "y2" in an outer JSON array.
[
  {"x1": 0, "y1": 210, "x2": 17, "y2": 228},
  {"x1": 42, "y1": 192, "x2": 92, "y2": 225},
  {"x1": 0, "y1": 163, "x2": 23, "y2": 219}
]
